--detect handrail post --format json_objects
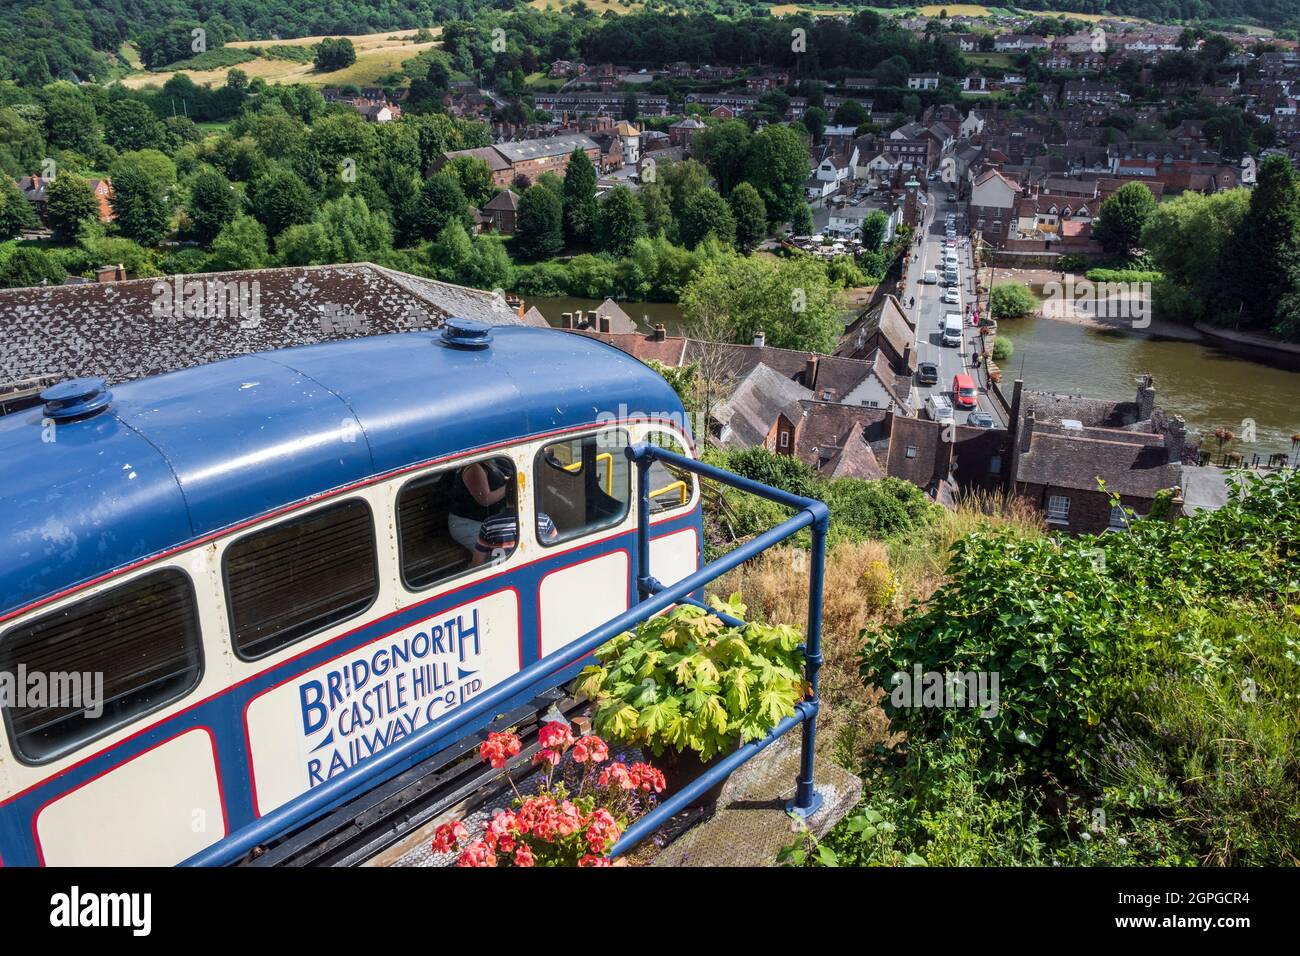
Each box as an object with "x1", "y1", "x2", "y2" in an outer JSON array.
[
  {"x1": 787, "y1": 501, "x2": 828, "y2": 820},
  {"x1": 630, "y1": 447, "x2": 653, "y2": 602}
]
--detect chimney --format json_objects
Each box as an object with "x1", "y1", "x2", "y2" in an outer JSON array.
[
  {"x1": 804, "y1": 354, "x2": 819, "y2": 390},
  {"x1": 1164, "y1": 414, "x2": 1186, "y2": 465},
  {"x1": 651, "y1": 323, "x2": 666, "y2": 342},
  {"x1": 752, "y1": 329, "x2": 766, "y2": 348},
  {"x1": 1022, "y1": 409, "x2": 1036, "y2": 452},
  {"x1": 598, "y1": 314, "x2": 611, "y2": 334},
  {"x1": 901, "y1": 342, "x2": 913, "y2": 373},
  {"x1": 1135, "y1": 374, "x2": 1156, "y2": 422},
  {"x1": 561, "y1": 311, "x2": 574, "y2": 329}
]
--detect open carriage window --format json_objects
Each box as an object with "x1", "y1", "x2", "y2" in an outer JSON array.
[
  {"x1": 398, "y1": 457, "x2": 520, "y2": 591},
  {"x1": 645, "y1": 432, "x2": 695, "y2": 515},
  {"x1": 535, "y1": 431, "x2": 631, "y2": 546}
]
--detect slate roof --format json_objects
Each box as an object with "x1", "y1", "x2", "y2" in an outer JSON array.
[
  {"x1": 1017, "y1": 431, "x2": 1179, "y2": 497},
  {"x1": 1021, "y1": 391, "x2": 1140, "y2": 428},
  {"x1": 0, "y1": 262, "x2": 520, "y2": 387},
  {"x1": 719, "y1": 364, "x2": 813, "y2": 448}
]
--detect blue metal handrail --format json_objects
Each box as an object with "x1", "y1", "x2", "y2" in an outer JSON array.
[{"x1": 183, "y1": 442, "x2": 827, "y2": 866}]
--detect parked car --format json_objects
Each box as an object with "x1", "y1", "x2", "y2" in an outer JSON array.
[
  {"x1": 943, "y1": 287, "x2": 960, "y2": 305},
  {"x1": 967, "y1": 410, "x2": 995, "y2": 428},
  {"x1": 916, "y1": 361, "x2": 940, "y2": 386},
  {"x1": 945, "y1": 238, "x2": 958, "y2": 247},
  {"x1": 952, "y1": 373, "x2": 978, "y2": 409},
  {"x1": 922, "y1": 270, "x2": 939, "y2": 284},
  {"x1": 947, "y1": 193, "x2": 957, "y2": 203}
]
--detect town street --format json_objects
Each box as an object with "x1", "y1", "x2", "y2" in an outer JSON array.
[{"x1": 903, "y1": 192, "x2": 1006, "y2": 428}]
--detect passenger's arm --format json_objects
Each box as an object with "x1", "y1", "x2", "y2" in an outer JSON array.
[{"x1": 462, "y1": 463, "x2": 508, "y2": 507}]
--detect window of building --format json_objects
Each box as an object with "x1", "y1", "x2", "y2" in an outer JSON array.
[
  {"x1": 779, "y1": 431, "x2": 790, "y2": 449},
  {"x1": 0, "y1": 569, "x2": 203, "y2": 763},
  {"x1": 906, "y1": 445, "x2": 918, "y2": 459},
  {"x1": 224, "y1": 499, "x2": 379, "y2": 660},
  {"x1": 1107, "y1": 505, "x2": 1129, "y2": 530},
  {"x1": 989, "y1": 454, "x2": 1002, "y2": 475},
  {"x1": 535, "y1": 430, "x2": 631, "y2": 545},
  {"x1": 398, "y1": 457, "x2": 519, "y2": 590},
  {"x1": 1046, "y1": 495, "x2": 1070, "y2": 523}
]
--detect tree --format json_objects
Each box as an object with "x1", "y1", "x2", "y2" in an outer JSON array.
[
  {"x1": 623, "y1": 92, "x2": 639, "y2": 123},
  {"x1": 0, "y1": 246, "x2": 65, "y2": 288},
  {"x1": 659, "y1": 159, "x2": 710, "y2": 225},
  {"x1": 515, "y1": 184, "x2": 564, "y2": 260},
  {"x1": 110, "y1": 151, "x2": 176, "y2": 196},
  {"x1": 861, "y1": 209, "x2": 889, "y2": 252},
  {"x1": 596, "y1": 185, "x2": 645, "y2": 258},
  {"x1": 832, "y1": 100, "x2": 869, "y2": 128},
  {"x1": 802, "y1": 106, "x2": 828, "y2": 144},
  {"x1": 791, "y1": 202, "x2": 815, "y2": 236},
  {"x1": 729, "y1": 182, "x2": 767, "y2": 253},
  {"x1": 639, "y1": 183, "x2": 672, "y2": 239},
  {"x1": 208, "y1": 214, "x2": 268, "y2": 271},
  {"x1": 251, "y1": 167, "x2": 317, "y2": 237},
  {"x1": 1210, "y1": 156, "x2": 1300, "y2": 333},
  {"x1": 562, "y1": 148, "x2": 598, "y2": 245},
  {"x1": 43, "y1": 87, "x2": 99, "y2": 155},
  {"x1": 110, "y1": 166, "x2": 171, "y2": 245},
  {"x1": 186, "y1": 169, "x2": 238, "y2": 243},
  {"x1": 742, "y1": 125, "x2": 809, "y2": 223},
  {"x1": 680, "y1": 190, "x2": 736, "y2": 248},
  {"x1": 1093, "y1": 182, "x2": 1156, "y2": 259},
  {"x1": 1142, "y1": 189, "x2": 1249, "y2": 307},
  {"x1": 45, "y1": 175, "x2": 100, "y2": 241},
  {"x1": 990, "y1": 283, "x2": 1037, "y2": 319},
  {"x1": 314, "y1": 38, "x2": 357, "y2": 72},
  {"x1": 445, "y1": 155, "x2": 497, "y2": 207},
  {"x1": 0, "y1": 180, "x2": 39, "y2": 240},
  {"x1": 693, "y1": 120, "x2": 751, "y2": 196},
  {"x1": 103, "y1": 99, "x2": 164, "y2": 153},
  {"x1": 680, "y1": 253, "x2": 840, "y2": 353},
  {"x1": 412, "y1": 171, "x2": 471, "y2": 239},
  {"x1": 276, "y1": 195, "x2": 392, "y2": 266}
]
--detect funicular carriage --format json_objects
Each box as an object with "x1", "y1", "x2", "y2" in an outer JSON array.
[{"x1": 0, "y1": 319, "x2": 827, "y2": 866}]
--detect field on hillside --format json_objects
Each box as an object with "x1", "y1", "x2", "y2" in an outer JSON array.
[
  {"x1": 528, "y1": 0, "x2": 643, "y2": 12},
  {"x1": 120, "y1": 29, "x2": 440, "y2": 90}
]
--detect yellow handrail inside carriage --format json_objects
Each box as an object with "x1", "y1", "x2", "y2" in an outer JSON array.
[
  {"x1": 650, "y1": 479, "x2": 688, "y2": 507},
  {"x1": 563, "y1": 452, "x2": 613, "y2": 494}
]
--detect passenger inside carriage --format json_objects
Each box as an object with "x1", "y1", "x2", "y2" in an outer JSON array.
[
  {"x1": 475, "y1": 510, "x2": 560, "y2": 565},
  {"x1": 446, "y1": 460, "x2": 512, "y2": 554}
]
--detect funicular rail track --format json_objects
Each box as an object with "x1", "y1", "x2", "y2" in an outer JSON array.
[{"x1": 246, "y1": 689, "x2": 582, "y2": 867}]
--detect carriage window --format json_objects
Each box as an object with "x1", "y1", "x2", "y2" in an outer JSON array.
[
  {"x1": 0, "y1": 569, "x2": 203, "y2": 764},
  {"x1": 535, "y1": 430, "x2": 631, "y2": 545},
  {"x1": 646, "y1": 433, "x2": 694, "y2": 515},
  {"x1": 398, "y1": 457, "x2": 519, "y2": 590},
  {"x1": 225, "y1": 498, "x2": 378, "y2": 660}
]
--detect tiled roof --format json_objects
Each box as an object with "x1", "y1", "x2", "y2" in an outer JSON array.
[
  {"x1": 0, "y1": 262, "x2": 519, "y2": 387},
  {"x1": 1017, "y1": 431, "x2": 1179, "y2": 497},
  {"x1": 720, "y1": 364, "x2": 813, "y2": 447}
]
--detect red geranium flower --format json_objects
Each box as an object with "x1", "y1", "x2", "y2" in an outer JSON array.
[
  {"x1": 431, "y1": 820, "x2": 468, "y2": 854},
  {"x1": 579, "y1": 854, "x2": 612, "y2": 867},
  {"x1": 479, "y1": 731, "x2": 522, "y2": 769},
  {"x1": 572, "y1": 735, "x2": 610, "y2": 764},
  {"x1": 514, "y1": 845, "x2": 535, "y2": 867},
  {"x1": 538, "y1": 721, "x2": 575, "y2": 751},
  {"x1": 456, "y1": 841, "x2": 497, "y2": 867}
]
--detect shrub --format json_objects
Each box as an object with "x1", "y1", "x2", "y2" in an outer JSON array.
[
  {"x1": 580, "y1": 597, "x2": 805, "y2": 760},
  {"x1": 989, "y1": 283, "x2": 1037, "y2": 319},
  {"x1": 991, "y1": 336, "x2": 1013, "y2": 362},
  {"x1": 1084, "y1": 268, "x2": 1163, "y2": 284}
]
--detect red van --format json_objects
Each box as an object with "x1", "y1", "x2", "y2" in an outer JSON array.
[{"x1": 953, "y1": 373, "x2": 978, "y2": 409}]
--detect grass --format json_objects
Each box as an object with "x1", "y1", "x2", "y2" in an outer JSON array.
[
  {"x1": 119, "y1": 28, "x2": 441, "y2": 90},
  {"x1": 715, "y1": 491, "x2": 1044, "y2": 765}
]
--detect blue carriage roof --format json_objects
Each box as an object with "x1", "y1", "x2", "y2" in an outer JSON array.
[{"x1": 0, "y1": 326, "x2": 685, "y2": 619}]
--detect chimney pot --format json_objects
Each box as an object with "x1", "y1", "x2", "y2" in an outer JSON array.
[
  {"x1": 598, "y1": 314, "x2": 611, "y2": 334},
  {"x1": 561, "y1": 311, "x2": 574, "y2": 329},
  {"x1": 652, "y1": 323, "x2": 666, "y2": 342},
  {"x1": 805, "y1": 354, "x2": 819, "y2": 389},
  {"x1": 752, "y1": 329, "x2": 766, "y2": 348}
]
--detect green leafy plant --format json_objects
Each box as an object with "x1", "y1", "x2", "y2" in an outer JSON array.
[{"x1": 579, "y1": 596, "x2": 805, "y2": 761}]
